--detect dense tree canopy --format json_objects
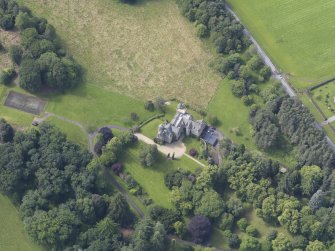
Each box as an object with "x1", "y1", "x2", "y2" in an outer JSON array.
[{"x1": 0, "y1": 0, "x2": 81, "y2": 92}]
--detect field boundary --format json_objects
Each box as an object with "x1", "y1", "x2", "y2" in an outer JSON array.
[
  {"x1": 308, "y1": 77, "x2": 335, "y2": 91},
  {"x1": 305, "y1": 90, "x2": 335, "y2": 135}
]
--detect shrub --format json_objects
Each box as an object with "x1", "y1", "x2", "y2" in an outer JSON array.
[
  {"x1": 164, "y1": 170, "x2": 191, "y2": 189},
  {"x1": 144, "y1": 100, "x2": 155, "y2": 111},
  {"x1": 0, "y1": 68, "x2": 16, "y2": 85},
  {"x1": 189, "y1": 148, "x2": 198, "y2": 157},
  {"x1": 207, "y1": 114, "x2": 219, "y2": 126},
  {"x1": 111, "y1": 163, "x2": 123, "y2": 175},
  {"x1": 130, "y1": 112, "x2": 139, "y2": 121},
  {"x1": 188, "y1": 215, "x2": 212, "y2": 244},
  {"x1": 0, "y1": 41, "x2": 4, "y2": 51}
]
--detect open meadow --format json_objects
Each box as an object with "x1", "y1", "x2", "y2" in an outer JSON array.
[
  {"x1": 18, "y1": 0, "x2": 221, "y2": 108},
  {"x1": 227, "y1": 0, "x2": 335, "y2": 89}
]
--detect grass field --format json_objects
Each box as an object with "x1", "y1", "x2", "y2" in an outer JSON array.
[
  {"x1": 0, "y1": 195, "x2": 41, "y2": 251},
  {"x1": 310, "y1": 82, "x2": 335, "y2": 118},
  {"x1": 18, "y1": 0, "x2": 221, "y2": 108},
  {"x1": 120, "y1": 142, "x2": 201, "y2": 208},
  {"x1": 227, "y1": 0, "x2": 335, "y2": 89},
  {"x1": 44, "y1": 84, "x2": 154, "y2": 131}
]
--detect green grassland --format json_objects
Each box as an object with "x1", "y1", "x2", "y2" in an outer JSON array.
[
  {"x1": 45, "y1": 116, "x2": 88, "y2": 147},
  {"x1": 0, "y1": 195, "x2": 41, "y2": 251},
  {"x1": 18, "y1": 0, "x2": 221, "y2": 108},
  {"x1": 120, "y1": 142, "x2": 201, "y2": 208},
  {"x1": 227, "y1": 0, "x2": 335, "y2": 89},
  {"x1": 310, "y1": 82, "x2": 335, "y2": 118}
]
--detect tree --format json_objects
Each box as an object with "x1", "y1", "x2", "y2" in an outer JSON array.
[
  {"x1": 0, "y1": 14, "x2": 15, "y2": 30},
  {"x1": 15, "y1": 12, "x2": 36, "y2": 30},
  {"x1": 148, "y1": 205, "x2": 182, "y2": 234},
  {"x1": 272, "y1": 233, "x2": 292, "y2": 251},
  {"x1": 0, "y1": 118, "x2": 14, "y2": 143},
  {"x1": 144, "y1": 100, "x2": 155, "y2": 111},
  {"x1": 246, "y1": 225, "x2": 258, "y2": 237},
  {"x1": 130, "y1": 112, "x2": 139, "y2": 121},
  {"x1": 139, "y1": 145, "x2": 158, "y2": 167},
  {"x1": 218, "y1": 213, "x2": 234, "y2": 231},
  {"x1": 154, "y1": 97, "x2": 165, "y2": 112},
  {"x1": 308, "y1": 190, "x2": 324, "y2": 211},
  {"x1": 237, "y1": 218, "x2": 248, "y2": 232},
  {"x1": 19, "y1": 57, "x2": 42, "y2": 92},
  {"x1": 240, "y1": 236, "x2": 261, "y2": 251},
  {"x1": 306, "y1": 240, "x2": 327, "y2": 251},
  {"x1": 9, "y1": 45, "x2": 23, "y2": 65},
  {"x1": 299, "y1": 165, "x2": 323, "y2": 196},
  {"x1": 25, "y1": 206, "x2": 80, "y2": 246},
  {"x1": 108, "y1": 192, "x2": 132, "y2": 226},
  {"x1": 174, "y1": 221, "x2": 186, "y2": 238},
  {"x1": 150, "y1": 222, "x2": 167, "y2": 250},
  {"x1": 132, "y1": 218, "x2": 168, "y2": 251},
  {"x1": 194, "y1": 190, "x2": 224, "y2": 219},
  {"x1": 196, "y1": 24, "x2": 209, "y2": 38},
  {"x1": 228, "y1": 234, "x2": 241, "y2": 249},
  {"x1": 188, "y1": 215, "x2": 211, "y2": 244}
]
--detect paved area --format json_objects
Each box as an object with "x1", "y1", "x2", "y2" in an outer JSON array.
[
  {"x1": 135, "y1": 133, "x2": 186, "y2": 158},
  {"x1": 321, "y1": 115, "x2": 335, "y2": 126}
]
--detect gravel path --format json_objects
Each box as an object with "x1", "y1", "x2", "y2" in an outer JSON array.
[{"x1": 135, "y1": 133, "x2": 186, "y2": 158}]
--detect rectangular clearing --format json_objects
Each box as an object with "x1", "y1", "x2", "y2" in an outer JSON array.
[{"x1": 4, "y1": 91, "x2": 46, "y2": 115}]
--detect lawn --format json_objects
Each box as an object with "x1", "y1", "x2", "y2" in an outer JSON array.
[
  {"x1": 18, "y1": 0, "x2": 221, "y2": 108},
  {"x1": 227, "y1": 0, "x2": 335, "y2": 89},
  {"x1": 140, "y1": 119, "x2": 163, "y2": 140},
  {"x1": 310, "y1": 82, "x2": 335, "y2": 118},
  {"x1": 0, "y1": 194, "x2": 41, "y2": 251},
  {"x1": 120, "y1": 142, "x2": 201, "y2": 209},
  {"x1": 45, "y1": 116, "x2": 88, "y2": 147}
]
